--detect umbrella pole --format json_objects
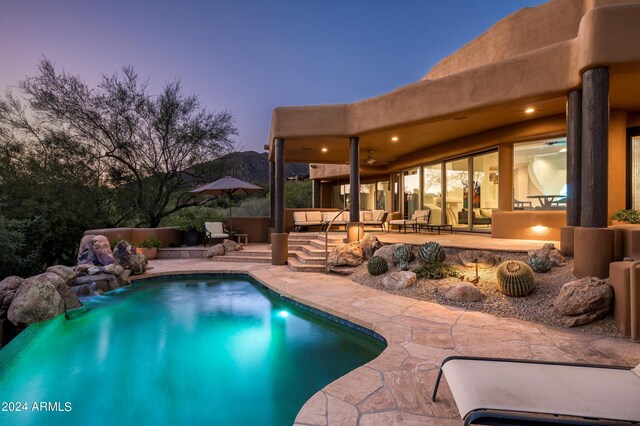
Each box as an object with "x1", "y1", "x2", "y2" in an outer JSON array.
[{"x1": 228, "y1": 191, "x2": 233, "y2": 238}]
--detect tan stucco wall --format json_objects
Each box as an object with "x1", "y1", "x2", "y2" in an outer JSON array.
[
  {"x1": 84, "y1": 227, "x2": 185, "y2": 247},
  {"x1": 491, "y1": 211, "x2": 566, "y2": 241},
  {"x1": 608, "y1": 110, "x2": 628, "y2": 222},
  {"x1": 269, "y1": 0, "x2": 640, "y2": 163},
  {"x1": 498, "y1": 144, "x2": 514, "y2": 211}
]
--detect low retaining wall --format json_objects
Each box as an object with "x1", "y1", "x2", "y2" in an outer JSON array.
[
  {"x1": 84, "y1": 227, "x2": 184, "y2": 247},
  {"x1": 491, "y1": 210, "x2": 566, "y2": 241},
  {"x1": 226, "y1": 217, "x2": 270, "y2": 243}
]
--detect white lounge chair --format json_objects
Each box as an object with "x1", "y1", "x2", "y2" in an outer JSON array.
[
  {"x1": 204, "y1": 222, "x2": 229, "y2": 246},
  {"x1": 432, "y1": 356, "x2": 640, "y2": 425}
]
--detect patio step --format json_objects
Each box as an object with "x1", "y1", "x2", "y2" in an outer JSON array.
[
  {"x1": 211, "y1": 253, "x2": 271, "y2": 263},
  {"x1": 289, "y1": 250, "x2": 326, "y2": 265},
  {"x1": 287, "y1": 257, "x2": 326, "y2": 273},
  {"x1": 309, "y1": 239, "x2": 343, "y2": 250}
]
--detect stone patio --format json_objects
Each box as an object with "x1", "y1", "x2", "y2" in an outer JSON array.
[{"x1": 136, "y1": 258, "x2": 640, "y2": 425}]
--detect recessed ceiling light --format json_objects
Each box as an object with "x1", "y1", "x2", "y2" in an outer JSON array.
[
  {"x1": 321, "y1": 147, "x2": 328, "y2": 152},
  {"x1": 391, "y1": 136, "x2": 399, "y2": 142},
  {"x1": 525, "y1": 107, "x2": 535, "y2": 114}
]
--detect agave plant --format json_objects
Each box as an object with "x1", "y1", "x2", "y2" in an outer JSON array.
[
  {"x1": 418, "y1": 241, "x2": 445, "y2": 264},
  {"x1": 392, "y1": 244, "x2": 414, "y2": 269}
]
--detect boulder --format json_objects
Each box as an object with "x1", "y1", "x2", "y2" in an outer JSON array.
[
  {"x1": 554, "y1": 277, "x2": 613, "y2": 326},
  {"x1": 87, "y1": 266, "x2": 103, "y2": 275},
  {"x1": 40, "y1": 272, "x2": 82, "y2": 311},
  {"x1": 359, "y1": 234, "x2": 383, "y2": 260},
  {"x1": 222, "y1": 239, "x2": 242, "y2": 252},
  {"x1": 528, "y1": 243, "x2": 567, "y2": 267},
  {"x1": 77, "y1": 234, "x2": 97, "y2": 265},
  {"x1": 328, "y1": 242, "x2": 364, "y2": 267},
  {"x1": 207, "y1": 244, "x2": 226, "y2": 257},
  {"x1": 554, "y1": 277, "x2": 613, "y2": 316},
  {"x1": 75, "y1": 264, "x2": 93, "y2": 275},
  {"x1": 382, "y1": 271, "x2": 417, "y2": 290},
  {"x1": 0, "y1": 276, "x2": 24, "y2": 318},
  {"x1": 92, "y1": 235, "x2": 114, "y2": 265},
  {"x1": 46, "y1": 265, "x2": 76, "y2": 285},
  {"x1": 458, "y1": 250, "x2": 495, "y2": 269},
  {"x1": 118, "y1": 269, "x2": 131, "y2": 285},
  {"x1": 7, "y1": 275, "x2": 65, "y2": 326},
  {"x1": 438, "y1": 283, "x2": 484, "y2": 302},
  {"x1": 372, "y1": 244, "x2": 402, "y2": 266},
  {"x1": 104, "y1": 264, "x2": 124, "y2": 276},
  {"x1": 562, "y1": 308, "x2": 610, "y2": 327},
  {"x1": 113, "y1": 240, "x2": 148, "y2": 275}
]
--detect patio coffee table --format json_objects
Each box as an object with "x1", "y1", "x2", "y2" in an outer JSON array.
[{"x1": 388, "y1": 219, "x2": 417, "y2": 233}]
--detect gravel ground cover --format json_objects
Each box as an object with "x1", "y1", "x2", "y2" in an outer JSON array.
[{"x1": 350, "y1": 246, "x2": 620, "y2": 336}]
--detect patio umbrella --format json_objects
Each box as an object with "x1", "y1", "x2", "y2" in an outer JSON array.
[{"x1": 190, "y1": 176, "x2": 264, "y2": 233}]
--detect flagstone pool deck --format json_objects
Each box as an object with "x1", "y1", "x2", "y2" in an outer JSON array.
[{"x1": 138, "y1": 258, "x2": 640, "y2": 426}]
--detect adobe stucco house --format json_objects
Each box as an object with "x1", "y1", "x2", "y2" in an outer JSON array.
[{"x1": 267, "y1": 0, "x2": 640, "y2": 277}]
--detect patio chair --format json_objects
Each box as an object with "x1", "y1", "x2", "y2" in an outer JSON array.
[
  {"x1": 432, "y1": 355, "x2": 640, "y2": 425},
  {"x1": 204, "y1": 222, "x2": 229, "y2": 247}
]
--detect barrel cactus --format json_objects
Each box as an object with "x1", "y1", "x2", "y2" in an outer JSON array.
[
  {"x1": 392, "y1": 244, "x2": 414, "y2": 269},
  {"x1": 418, "y1": 241, "x2": 445, "y2": 264},
  {"x1": 527, "y1": 256, "x2": 552, "y2": 273},
  {"x1": 496, "y1": 260, "x2": 536, "y2": 297},
  {"x1": 368, "y1": 256, "x2": 388, "y2": 276}
]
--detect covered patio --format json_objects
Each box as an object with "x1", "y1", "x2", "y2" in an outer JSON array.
[{"x1": 265, "y1": 0, "x2": 640, "y2": 280}]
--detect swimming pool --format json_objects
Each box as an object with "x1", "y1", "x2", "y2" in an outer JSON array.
[{"x1": 0, "y1": 274, "x2": 385, "y2": 426}]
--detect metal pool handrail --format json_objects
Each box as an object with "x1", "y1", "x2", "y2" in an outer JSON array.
[{"x1": 325, "y1": 206, "x2": 350, "y2": 274}]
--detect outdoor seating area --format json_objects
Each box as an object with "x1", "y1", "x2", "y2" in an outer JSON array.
[{"x1": 293, "y1": 209, "x2": 388, "y2": 232}]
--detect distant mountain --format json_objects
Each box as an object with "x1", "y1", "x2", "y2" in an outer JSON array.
[{"x1": 194, "y1": 151, "x2": 309, "y2": 185}]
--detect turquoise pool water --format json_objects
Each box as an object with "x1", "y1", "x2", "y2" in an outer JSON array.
[{"x1": 0, "y1": 275, "x2": 385, "y2": 426}]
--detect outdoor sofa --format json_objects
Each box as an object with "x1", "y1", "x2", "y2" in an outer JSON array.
[
  {"x1": 293, "y1": 210, "x2": 388, "y2": 232},
  {"x1": 432, "y1": 355, "x2": 640, "y2": 425}
]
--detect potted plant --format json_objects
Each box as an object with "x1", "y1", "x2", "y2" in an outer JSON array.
[
  {"x1": 611, "y1": 209, "x2": 640, "y2": 225},
  {"x1": 137, "y1": 235, "x2": 163, "y2": 260}
]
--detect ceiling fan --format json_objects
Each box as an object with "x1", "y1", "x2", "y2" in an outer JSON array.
[{"x1": 366, "y1": 150, "x2": 376, "y2": 165}]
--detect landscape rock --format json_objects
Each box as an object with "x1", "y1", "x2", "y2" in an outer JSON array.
[
  {"x1": 0, "y1": 276, "x2": 24, "y2": 318},
  {"x1": 118, "y1": 269, "x2": 131, "y2": 284},
  {"x1": 554, "y1": 277, "x2": 613, "y2": 316},
  {"x1": 222, "y1": 239, "x2": 242, "y2": 252},
  {"x1": 528, "y1": 243, "x2": 567, "y2": 267},
  {"x1": 359, "y1": 234, "x2": 383, "y2": 260},
  {"x1": 46, "y1": 265, "x2": 76, "y2": 285},
  {"x1": 562, "y1": 308, "x2": 610, "y2": 327},
  {"x1": 553, "y1": 277, "x2": 613, "y2": 326},
  {"x1": 113, "y1": 240, "x2": 148, "y2": 275},
  {"x1": 75, "y1": 264, "x2": 92, "y2": 275},
  {"x1": 382, "y1": 271, "x2": 417, "y2": 290},
  {"x1": 92, "y1": 235, "x2": 114, "y2": 265},
  {"x1": 328, "y1": 242, "x2": 364, "y2": 267},
  {"x1": 458, "y1": 250, "x2": 495, "y2": 269},
  {"x1": 328, "y1": 266, "x2": 357, "y2": 276},
  {"x1": 88, "y1": 266, "x2": 103, "y2": 275},
  {"x1": 372, "y1": 244, "x2": 402, "y2": 266},
  {"x1": 7, "y1": 275, "x2": 65, "y2": 326},
  {"x1": 40, "y1": 272, "x2": 82, "y2": 311},
  {"x1": 104, "y1": 264, "x2": 124, "y2": 276},
  {"x1": 77, "y1": 234, "x2": 97, "y2": 265},
  {"x1": 438, "y1": 283, "x2": 484, "y2": 302},
  {"x1": 207, "y1": 244, "x2": 226, "y2": 257}
]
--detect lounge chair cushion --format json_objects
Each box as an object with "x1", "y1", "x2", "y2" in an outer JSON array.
[
  {"x1": 342, "y1": 212, "x2": 350, "y2": 221},
  {"x1": 293, "y1": 212, "x2": 306, "y2": 223},
  {"x1": 372, "y1": 210, "x2": 384, "y2": 221},
  {"x1": 205, "y1": 222, "x2": 228, "y2": 238},
  {"x1": 322, "y1": 212, "x2": 334, "y2": 222},
  {"x1": 306, "y1": 211, "x2": 322, "y2": 222},
  {"x1": 443, "y1": 359, "x2": 640, "y2": 423},
  {"x1": 361, "y1": 211, "x2": 372, "y2": 221}
]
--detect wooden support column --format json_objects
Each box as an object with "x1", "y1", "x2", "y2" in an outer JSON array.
[
  {"x1": 566, "y1": 89, "x2": 582, "y2": 227},
  {"x1": 498, "y1": 143, "x2": 514, "y2": 211},
  {"x1": 269, "y1": 160, "x2": 275, "y2": 228},
  {"x1": 312, "y1": 179, "x2": 321, "y2": 208},
  {"x1": 272, "y1": 138, "x2": 288, "y2": 265},
  {"x1": 349, "y1": 137, "x2": 360, "y2": 222},
  {"x1": 580, "y1": 67, "x2": 609, "y2": 228}
]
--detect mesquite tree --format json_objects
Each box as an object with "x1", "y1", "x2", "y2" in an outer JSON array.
[{"x1": 14, "y1": 58, "x2": 238, "y2": 227}]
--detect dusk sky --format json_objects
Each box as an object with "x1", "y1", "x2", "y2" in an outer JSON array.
[{"x1": 0, "y1": 0, "x2": 546, "y2": 153}]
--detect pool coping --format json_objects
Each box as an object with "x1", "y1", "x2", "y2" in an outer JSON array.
[{"x1": 135, "y1": 260, "x2": 640, "y2": 425}]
